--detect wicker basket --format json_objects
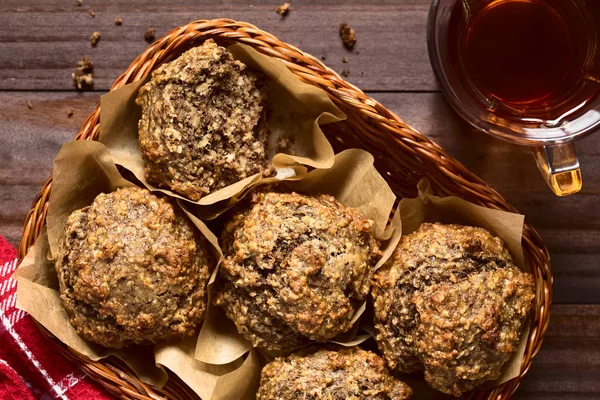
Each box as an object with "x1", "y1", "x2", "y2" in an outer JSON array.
[{"x1": 18, "y1": 19, "x2": 552, "y2": 400}]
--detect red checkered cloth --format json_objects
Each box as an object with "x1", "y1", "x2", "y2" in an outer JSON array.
[{"x1": 0, "y1": 235, "x2": 112, "y2": 399}]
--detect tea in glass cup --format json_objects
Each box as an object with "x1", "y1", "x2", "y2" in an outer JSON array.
[{"x1": 428, "y1": 0, "x2": 600, "y2": 195}]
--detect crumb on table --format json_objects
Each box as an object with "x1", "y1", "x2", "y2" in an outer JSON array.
[
  {"x1": 72, "y1": 56, "x2": 94, "y2": 90},
  {"x1": 276, "y1": 2, "x2": 290, "y2": 16},
  {"x1": 342, "y1": 56, "x2": 348, "y2": 63},
  {"x1": 67, "y1": 109, "x2": 75, "y2": 118},
  {"x1": 339, "y1": 23, "x2": 357, "y2": 49},
  {"x1": 144, "y1": 27, "x2": 156, "y2": 43},
  {"x1": 341, "y1": 69, "x2": 350, "y2": 77},
  {"x1": 115, "y1": 18, "x2": 122, "y2": 25},
  {"x1": 89, "y1": 10, "x2": 95, "y2": 17},
  {"x1": 26, "y1": 101, "x2": 33, "y2": 110},
  {"x1": 90, "y1": 31, "x2": 101, "y2": 47},
  {"x1": 76, "y1": 0, "x2": 82, "y2": 5}
]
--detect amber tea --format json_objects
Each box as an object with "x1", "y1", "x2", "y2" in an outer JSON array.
[
  {"x1": 429, "y1": 0, "x2": 600, "y2": 195},
  {"x1": 447, "y1": 0, "x2": 600, "y2": 122}
]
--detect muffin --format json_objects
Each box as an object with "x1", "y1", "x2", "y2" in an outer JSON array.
[
  {"x1": 257, "y1": 346, "x2": 412, "y2": 400},
  {"x1": 55, "y1": 186, "x2": 214, "y2": 348},
  {"x1": 136, "y1": 39, "x2": 273, "y2": 201},
  {"x1": 372, "y1": 223, "x2": 535, "y2": 396},
  {"x1": 215, "y1": 190, "x2": 381, "y2": 350}
]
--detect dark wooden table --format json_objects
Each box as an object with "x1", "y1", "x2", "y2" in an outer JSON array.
[{"x1": 1, "y1": 1, "x2": 598, "y2": 399}]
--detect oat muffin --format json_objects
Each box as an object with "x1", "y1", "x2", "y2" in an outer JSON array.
[
  {"x1": 56, "y1": 186, "x2": 214, "y2": 348},
  {"x1": 257, "y1": 346, "x2": 412, "y2": 400},
  {"x1": 372, "y1": 223, "x2": 535, "y2": 396},
  {"x1": 136, "y1": 39, "x2": 272, "y2": 201},
  {"x1": 215, "y1": 190, "x2": 381, "y2": 351}
]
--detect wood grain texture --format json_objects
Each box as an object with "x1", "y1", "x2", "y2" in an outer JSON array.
[
  {"x1": 513, "y1": 305, "x2": 600, "y2": 400},
  {"x1": 0, "y1": 92, "x2": 99, "y2": 246},
  {"x1": 0, "y1": 0, "x2": 434, "y2": 91}
]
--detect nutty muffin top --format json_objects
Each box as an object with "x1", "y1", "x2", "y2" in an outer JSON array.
[
  {"x1": 372, "y1": 223, "x2": 535, "y2": 396},
  {"x1": 136, "y1": 39, "x2": 272, "y2": 201},
  {"x1": 215, "y1": 190, "x2": 381, "y2": 350},
  {"x1": 56, "y1": 186, "x2": 214, "y2": 348},
  {"x1": 257, "y1": 346, "x2": 412, "y2": 400}
]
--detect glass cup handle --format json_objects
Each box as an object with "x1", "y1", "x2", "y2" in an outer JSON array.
[{"x1": 532, "y1": 143, "x2": 582, "y2": 196}]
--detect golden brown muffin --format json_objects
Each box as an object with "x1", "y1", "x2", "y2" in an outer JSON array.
[
  {"x1": 372, "y1": 223, "x2": 535, "y2": 396},
  {"x1": 215, "y1": 190, "x2": 381, "y2": 351},
  {"x1": 136, "y1": 39, "x2": 272, "y2": 201},
  {"x1": 257, "y1": 345, "x2": 412, "y2": 400},
  {"x1": 55, "y1": 187, "x2": 214, "y2": 348}
]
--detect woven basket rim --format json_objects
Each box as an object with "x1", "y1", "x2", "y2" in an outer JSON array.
[{"x1": 18, "y1": 18, "x2": 552, "y2": 400}]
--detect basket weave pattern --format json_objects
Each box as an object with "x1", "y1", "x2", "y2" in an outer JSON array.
[{"x1": 18, "y1": 19, "x2": 552, "y2": 400}]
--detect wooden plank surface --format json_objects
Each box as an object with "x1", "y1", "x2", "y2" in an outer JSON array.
[
  {"x1": 514, "y1": 305, "x2": 600, "y2": 400},
  {"x1": 1, "y1": 1, "x2": 599, "y2": 399},
  {"x1": 0, "y1": 0, "x2": 433, "y2": 91}
]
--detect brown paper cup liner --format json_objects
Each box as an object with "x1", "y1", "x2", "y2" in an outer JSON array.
[
  {"x1": 98, "y1": 42, "x2": 345, "y2": 214},
  {"x1": 14, "y1": 140, "x2": 244, "y2": 397}
]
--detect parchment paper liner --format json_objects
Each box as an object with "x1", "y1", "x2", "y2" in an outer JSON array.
[
  {"x1": 14, "y1": 141, "x2": 252, "y2": 398},
  {"x1": 99, "y1": 42, "x2": 345, "y2": 214},
  {"x1": 393, "y1": 178, "x2": 532, "y2": 398},
  {"x1": 13, "y1": 141, "x2": 531, "y2": 399},
  {"x1": 195, "y1": 177, "x2": 533, "y2": 399},
  {"x1": 195, "y1": 149, "x2": 403, "y2": 366}
]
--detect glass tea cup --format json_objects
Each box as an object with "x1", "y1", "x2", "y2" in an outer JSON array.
[{"x1": 428, "y1": 0, "x2": 600, "y2": 196}]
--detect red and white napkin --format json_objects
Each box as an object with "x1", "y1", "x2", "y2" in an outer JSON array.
[{"x1": 0, "y1": 235, "x2": 111, "y2": 399}]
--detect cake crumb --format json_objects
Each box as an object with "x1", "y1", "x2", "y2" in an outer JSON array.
[
  {"x1": 67, "y1": 109, "x2": 75, "y2": 118},
  {"x1": 341, "y1": 69, "x2": 350, "y2": 77},
  {"x1": 115, "y1": 18, "x2": 122, "y2": 26},
  {"x1": 275, "y1": 2, "x2": 290, "y2": 16},
  {"x1": 90, "y1": 31, "x2": 101, "y2": 47},
  {"x1": 72, "y1": 56, "x2": 94, "y2": 90},
  {"x1": 26, "y1": 101, "x2": 33, "y2": 110},
  {"x1": 144, "y1": 27, "x2": 156, "y2": 43},
  {"x1": 76, "y1": 0, "x2": 82, "y2": 5},
  {"x1": 339, "y1": 23, "x2": 356, "y2": 49},
  {"x1": 342, "y1": 56, "x2": 348, "y2": 63},
  {"x1": 276, "y1": 136, "x2": 294, "y2": 153},
  {"x1": 321, "y1": 55, "x2": 326, "y2": 61}
]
